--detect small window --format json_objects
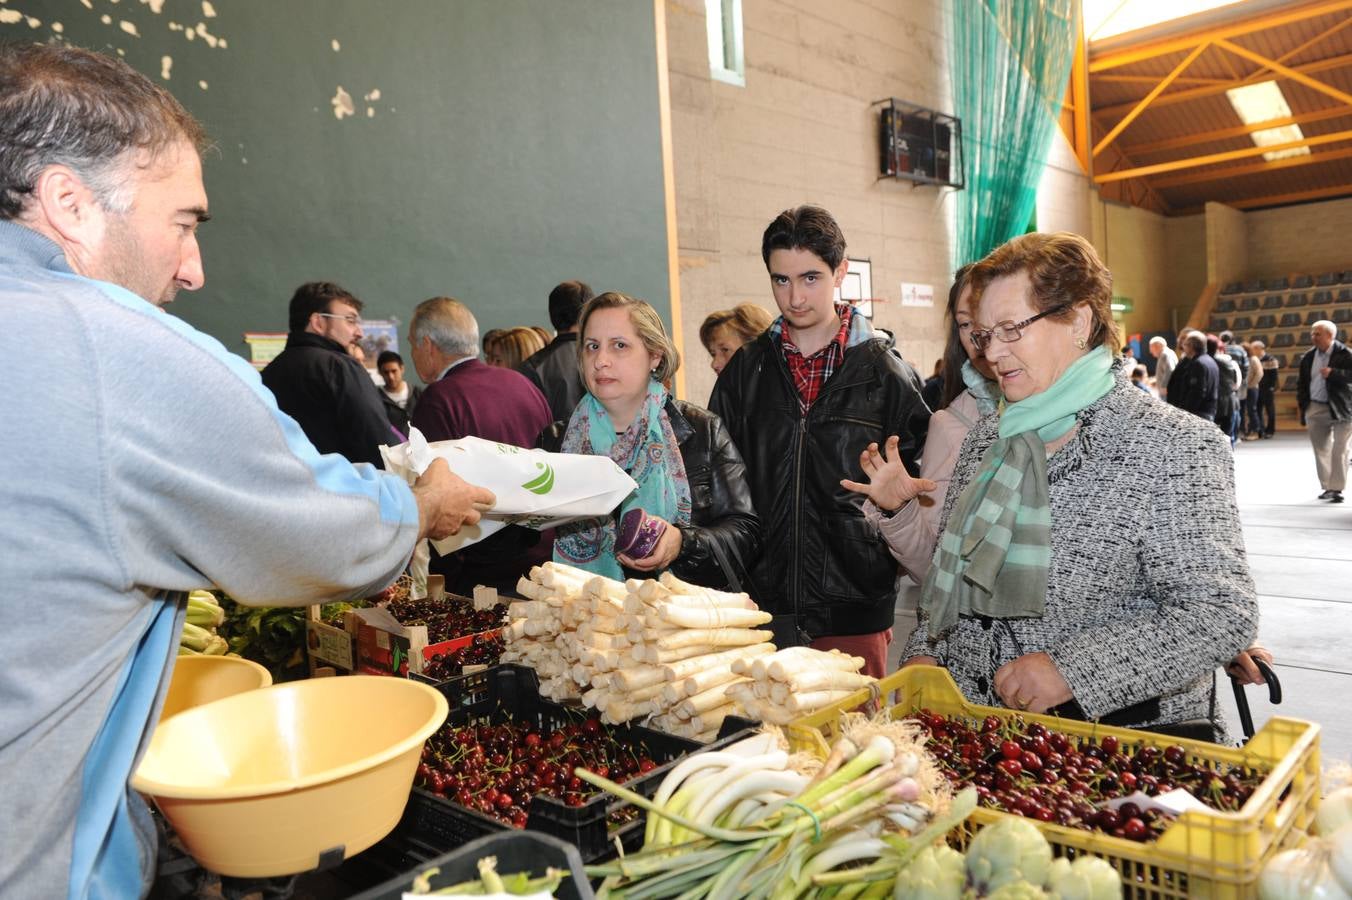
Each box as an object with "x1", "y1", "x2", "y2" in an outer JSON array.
[{"x1": 706, "y1": 0, "x2": 744, "y2": 87}]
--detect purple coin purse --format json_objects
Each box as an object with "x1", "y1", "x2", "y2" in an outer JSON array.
[{"x1": 616, "y1": 508, "x2": 667, "y2": 560}]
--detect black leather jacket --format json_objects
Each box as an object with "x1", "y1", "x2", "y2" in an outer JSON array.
[
  {"x1": 521, "y1": 334, "x2": 586, "y2": 423},
  {"x1": 541, "y1": 399, "x2": 760, "y2": 590},
  {"x1": 1298, "y1": 340, "x2": 1352, "y2": 422},
  {"x1": 709, "y1": 330, "x2": 930, "y2": 638}
]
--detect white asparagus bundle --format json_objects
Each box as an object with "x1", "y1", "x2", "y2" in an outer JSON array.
[
  {"x1": 609, "y1": 664, "x2": 667, "y2": 692},
  {"x1": 658, "y1": 572, "x2": 757, "y2": 609},
  {"x1": 680, "y1": 700, "x2": 738, "y2": 733},
  {"x1": 675, "y1": 678, "x2": 750, "y2": 719},
  {"x1": 759, "y1": 647, "x2": 863, "y2": 681},
  {"x1": 767, "y1": 669, "x2": 874, "y2": 701},
  {"x1": 652, "y1": 627, "x2": 773, "y2": 651},
  {"x1": 661, "y1": 642, "x2": 774, "y2": 682},
  {"x1": 633, "y1": 643, "x2": 728, "y2": 666},
  {"x1": 653, "y1": 604, "x2": 772, "y2": 629},
  {"x1": 673, "y1": 664, "x2": 739, "y2": 701}
]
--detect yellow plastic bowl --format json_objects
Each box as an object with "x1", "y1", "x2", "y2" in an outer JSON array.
[
  {"x1": 159, "y1": 655, "x2": 272, "y2": 722},
  {"x1": 132, "y1": 676, "x2": 448, "y2": 878}
]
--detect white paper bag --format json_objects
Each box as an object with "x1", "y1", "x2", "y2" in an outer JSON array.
[{"x1": 382, "y1": 429, "x2": 636, "y2": 554}]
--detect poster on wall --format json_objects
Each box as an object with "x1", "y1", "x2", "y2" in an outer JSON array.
[
  {"x1": 357, "y1": 319, "x2": 401, "y2": 362},
  {"x1": 901, "y1": 282, "x2": 934, "y2": 307},
  {"x1": 243, "y1": 332, "x2": 287, "y2": 371},
  {"x1": 836, "y1": 258, "x2": 874, "y2": 318}
]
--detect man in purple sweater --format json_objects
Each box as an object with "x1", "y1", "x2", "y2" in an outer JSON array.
[
  {"x1": 409, "y1": 296, "x2": 552, "y2": 447},
  {"x1": 409, "y1": 296, "x2": 554, "y2": 592}
]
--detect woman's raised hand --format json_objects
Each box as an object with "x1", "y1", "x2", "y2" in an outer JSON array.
[{"x1": 839, "y1": 435, "x2": 937, "y2": 512}]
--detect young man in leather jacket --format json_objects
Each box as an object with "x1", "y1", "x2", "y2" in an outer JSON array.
[{"x1": 709, "y1": 205, "x2": 930, "y2": 677}]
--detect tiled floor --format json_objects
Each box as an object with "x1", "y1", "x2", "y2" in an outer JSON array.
[{"x1": 889, "y1": 430, "x2": 1351, "y2": 761}]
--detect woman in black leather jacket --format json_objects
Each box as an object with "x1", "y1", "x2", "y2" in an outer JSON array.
[{"x1": 540, "y1": 292, "x2": 759, "y2": 591}]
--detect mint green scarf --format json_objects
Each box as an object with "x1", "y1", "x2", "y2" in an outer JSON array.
[{"x1": 920, "y1": 344, "x2": 1115, "y2": 638}]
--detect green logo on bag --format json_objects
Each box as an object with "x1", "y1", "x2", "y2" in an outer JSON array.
[{"x1": 522, "y1": 462, "x2": 555, "y2": 495}]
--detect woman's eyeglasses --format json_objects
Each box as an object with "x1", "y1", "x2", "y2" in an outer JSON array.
[{"x1": 969, "y1": 304, "x2": 1070, "y2": 352}]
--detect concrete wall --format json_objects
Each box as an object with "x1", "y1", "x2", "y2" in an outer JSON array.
[
  {"x1": 1205, "y1": 202, "x2": 1248, "y2": 288},
  {"x1": 666, "y1": 0, "x2": 954, "y2": 404},
  {"x1": 1035, "y1": 128, "x2": 1092, "y2": 239},
  {"x1": 1163, "y1": 213, "x2": 1207, "y2": 333},
  {"x1": 1091, "y1": 200, "x2": 1170, "y2": 337},
  {"x1": 1245, "y1": 195, "x2": 1352, "y2": 279}
]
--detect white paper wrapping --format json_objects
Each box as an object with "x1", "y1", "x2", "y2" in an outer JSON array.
[{"x1": 382, "y1": 429, "x2": 636, "y2": 554}]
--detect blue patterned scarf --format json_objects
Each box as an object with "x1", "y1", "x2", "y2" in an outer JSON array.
[{"x1": 553, "y1": 381, "x2": 692, "y2": 579}]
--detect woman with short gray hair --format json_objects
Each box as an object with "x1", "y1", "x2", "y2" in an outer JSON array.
[{"x1": 901, "y1": 232, "x2": 1257, "y2": 741}]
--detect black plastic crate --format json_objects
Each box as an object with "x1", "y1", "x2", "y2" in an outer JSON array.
[
  {"x1": 350, "y1": 830, "x2": 594, "y2": 900},
  {"x1": 401, "y1": 664, "x2": 758, "y2": 862}
]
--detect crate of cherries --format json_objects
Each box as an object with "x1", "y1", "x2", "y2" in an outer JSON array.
[
  {"x1": 420, "y1": 633, "x2": 506, "y2": 682},
  {"x1": 910, "y1": 709, "x2": 1268, "y2": 843},
  {"x1": 386, "y1": 595, "x2": 506, "y2": 644},
  {"x1": 404, "y1": 664, "x2": 756, "y2": 862}
]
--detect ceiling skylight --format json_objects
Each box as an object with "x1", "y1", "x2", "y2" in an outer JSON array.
[
  {"x1": 1084, "y1": 0, "x2": 1245, "y2": 41},
  {"x1": 1226, "y1": 80, "x2": 1310, "y2": 162}
]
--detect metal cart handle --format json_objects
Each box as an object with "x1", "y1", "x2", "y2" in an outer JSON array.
[{"x1": 1230, "y1": 657, "x2": 1282, "y2": 741}]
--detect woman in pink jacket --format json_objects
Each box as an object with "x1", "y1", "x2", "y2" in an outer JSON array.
[{"x1": 844, "y1": 266, "x2": 999, "y2": 582}]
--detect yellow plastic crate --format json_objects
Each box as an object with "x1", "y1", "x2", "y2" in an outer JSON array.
[{"x1": 785, "y1": 666, "x2": 1320, "y2": 900}]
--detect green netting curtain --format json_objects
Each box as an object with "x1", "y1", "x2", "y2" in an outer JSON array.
[{"x1": 950, "y1": 0, "x2": 1077, "y2": 269}]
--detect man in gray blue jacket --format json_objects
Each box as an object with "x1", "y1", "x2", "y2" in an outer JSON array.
[{"x1": 0, "y1": 43, "x2": 493, "y2": 899}]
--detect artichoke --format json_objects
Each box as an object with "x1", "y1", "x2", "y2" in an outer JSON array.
[
  {"x1": 965, "y1": 818, "x2": 1053, "y2": 894},
  {"x1": 893, "y1": 844, "x2": 966, "y2": 900},
  {"x1": 1046, "y1": 856, "x2": 1121, "y2": 900}
]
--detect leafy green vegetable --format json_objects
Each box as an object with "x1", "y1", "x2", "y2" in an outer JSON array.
[{"x1": 216, "y1": 595, "x2": 364, "y2": 683}]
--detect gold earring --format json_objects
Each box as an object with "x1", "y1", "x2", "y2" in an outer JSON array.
[{"x1": 1075, "y1": 337, "x2": 1087, "y2": 349}]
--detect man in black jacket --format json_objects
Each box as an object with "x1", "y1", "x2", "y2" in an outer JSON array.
[
  {"x1": 1297, "y1": 320, "x2": 1352, "y2": 502},
  {"x1": 1167, "y1": 331, "x2": 1219, "y2": 424},
  {"x1": 520, "y1": 280, "x2": 591, "y2": 422},
  {"x1": 261, "y1": 281, "x2": 399, "y2": 467},
  {"x1": 709, "y1": 205, "x2": 930, "y2": 678}
]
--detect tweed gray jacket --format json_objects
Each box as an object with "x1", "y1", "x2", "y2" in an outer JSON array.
[{"x1": 903, "y1": 367, "x2": 1259, "y2": 732}]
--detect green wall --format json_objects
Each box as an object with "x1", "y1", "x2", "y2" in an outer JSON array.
[{"x1": 3, "y1": 1, "x2": 671, "y2": 380}]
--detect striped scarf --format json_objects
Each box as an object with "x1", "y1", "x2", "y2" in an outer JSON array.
[{"x1": 920, "y1": 345, "x2": 1115, "y2": 638}]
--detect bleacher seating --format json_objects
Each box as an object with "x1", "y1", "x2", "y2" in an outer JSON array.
[
  {"x1": 1239, "y1": 297, "x2": 1261, "y2": 311},
  {"x1": 1274, "y1": 333, "x2": 1295, "y2": 348},
  {"x1": 1261, "y1": 294, "x2": 1283, "y2": 309},
  {"x1": 1216, "y1": 298, "x2": 1237, "y2": 314},
  {"x1": 1286, "y1": 293, "x2": 1309, "y2": 307},
  {"x1": 1293, "y1": 274, "x2": 1314, "y2": 289},
  {"x1": 1342, "y1": 272, "x2": 1352, "y2": 284},
  {"x1": 1232, "y1": 315, "x2": 1253, "y2": 330},
  {"x1": 1221, "y1": 282, "x2": 1243, "y2": 295},
  {"x1": 1307, "y1": 310, "x2": 1327, "y2": 326},
  {"x1": 1340, "y1": 289, "x2": 1352, "y2": 302},
  {"x1": 1255, "y1": 314, "x2": 1277, "y2": 330},
  {"x1": 1334, "y1": 308, "x2": 1352, "y2": 324},
  {"x1": 1278, "y1": 312, "x2": 1300, "y2": 327},
  {"x1": 1317, "y1": 271, "x2": 1340, "y2": 286},
  {"x1": 1270, "y1": 277, "x2": 1289, "y2": 290},
  {"x1": 1244, "y1": 279, "x2": 1264, "y2": 293},
  {"x1": 1314, "y1": 290, "x2": 1333, "y2": 304}
]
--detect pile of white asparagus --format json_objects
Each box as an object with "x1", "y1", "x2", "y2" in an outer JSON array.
[
  {"x1": 727, "y1": 647, "x2": 876, "y2": 726},
  {"x1": 500, "y1": 562, "x2": 875, "y2": 740}
]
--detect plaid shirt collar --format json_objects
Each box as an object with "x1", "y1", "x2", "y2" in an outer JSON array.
[{"x1": 772, "y1": 303, "x2": 854, "y2": 414}]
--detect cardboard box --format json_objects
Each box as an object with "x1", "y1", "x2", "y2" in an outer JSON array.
[
  {"x1": 305, "y1": 605, "x2": 358, "y2": 675},
  {"x1": 347, "y1": 577, "x2": 502, "y2": 677}
]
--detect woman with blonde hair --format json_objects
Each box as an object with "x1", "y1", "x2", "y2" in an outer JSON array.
[
  {"x1": 543, "y1": 292, "x2": 759, "y2": 588},
  {"x1": 485, "y1": 326, "x2": 546, "y2": 370},
  {"x1": 700, "y1": 303, "x2": 775, "y2": 376}
]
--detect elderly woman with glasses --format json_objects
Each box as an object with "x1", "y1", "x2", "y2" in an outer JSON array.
[{"x1": 895, "y1": 233, "x2": 1257, "y2": 742}]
